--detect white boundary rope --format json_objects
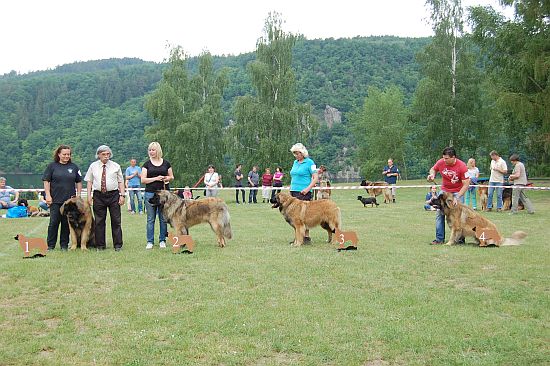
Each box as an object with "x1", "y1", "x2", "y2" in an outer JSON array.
[{"x1": 2, "y1": 184, "x2": 550, "y2": 192}]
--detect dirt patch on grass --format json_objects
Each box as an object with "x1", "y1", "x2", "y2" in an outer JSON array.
[{"x1": 253, "y1": 352, "x2": 302, "y2": 365}]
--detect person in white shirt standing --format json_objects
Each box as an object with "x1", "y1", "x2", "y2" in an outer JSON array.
[
  {"x1": 508, "y1": 154, "x2": 535, "y2": 214},
  {"x1": 204, "y1": 165, "x2": 219, "y2": 197},
  {"x1": 486, "y1": 150, "x2": 507, "y2": 212},
  {"x1": 85, "y1": 145, "x2": 125, "y2": 251}
]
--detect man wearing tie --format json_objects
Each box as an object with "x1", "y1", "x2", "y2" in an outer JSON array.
[{"x1": 85, "y1": 145, "x2": 125, "y2": 251}]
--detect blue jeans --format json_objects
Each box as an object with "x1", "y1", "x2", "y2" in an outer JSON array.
[
  {"x1": 128, "y1": 186, "x2": 143, "y2": 213},
  {"x1": 144, "y1": 191, "x2": 167, "y2": 244},
  {"x1": 487, "y1": 182, "x2": 503, "y2": 209},
  {"x1": 435, "y1": 191, "x2": 464, "y2": 242}
]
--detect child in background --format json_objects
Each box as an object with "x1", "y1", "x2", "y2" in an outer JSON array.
[
  {"x1": 424, "y1": 185, "x2": 438, "y2": 211},
  {"x1": 465, "y1": 158, "x2": 479, "y2": 210},
  {"x1": 183, "y1": 186, "x2": 193, "y2": 200}
]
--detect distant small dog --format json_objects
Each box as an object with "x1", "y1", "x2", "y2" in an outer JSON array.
[
  {"x1": 17, "y1": 198, "x2": 49, "y2": 217},
  {"x1": 360, "y1": 180, "x2": 392, "y2": 203},
  {"x1": 333, "y1": 227, "x2": 358, "y2": 248},
  {"x1": 357, "y1": 195, "x2": 379, "y2": 207},
  {"x1": 15, "y1": 234, "x2": 48, "y2": 257},
  {"x1": 478, "y1": 185, "x2": 488, "y2": 211}
]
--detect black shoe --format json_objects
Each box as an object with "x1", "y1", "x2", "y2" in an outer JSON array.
[
  {"x1": 393, "y1": 198, "x2": 396, "y2": 203},
  {"x1": 430, "y1": 240, "x2": 443, "y2": 245},
  {"x1": 303, "y1": 237, "x2": 312, "y2": 244},
  {"x1": 115, "y1": 247, "x2": 122, "y2": 252}
]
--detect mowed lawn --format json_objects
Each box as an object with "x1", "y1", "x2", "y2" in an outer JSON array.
[{"x1": 0, "y1": 182, "x2": 548, "y2": 366}]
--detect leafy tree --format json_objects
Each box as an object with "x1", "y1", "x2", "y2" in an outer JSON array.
[
  {"x1": 228, "y1": 12, "x2": 317, "y2": 171},
  {"x1": 145, "y1": 48, "x2": 227, "y2": 185},
  {"x1": 469, "y1": 0, "x2": 550, "y2": 174},
  {"x1": 411, "y1": 0, "x2": 486, "y2": 162},
  {"x1": 351, "y1": 85, "x2": 409, "y2": 179}
]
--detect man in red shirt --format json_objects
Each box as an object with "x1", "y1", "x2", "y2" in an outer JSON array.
[{"x1": 427, "y1": 146, "x2": 470, "y2": 245}]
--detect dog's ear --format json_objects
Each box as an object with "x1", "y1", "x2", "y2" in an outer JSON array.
[{"x1": 445, "y1": 195, "x2": 454, "y2": 208}]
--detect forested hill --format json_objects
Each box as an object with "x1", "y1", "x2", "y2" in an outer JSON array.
[{"x1": 0, "y1": 36, "x2": 430, "y2": 174}]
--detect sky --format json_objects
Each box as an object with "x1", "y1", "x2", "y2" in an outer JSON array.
[{"x1": 1, "y1": 0, "x2": 511, "y2": 75}]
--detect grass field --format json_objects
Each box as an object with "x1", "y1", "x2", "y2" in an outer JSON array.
[{"x1": 1, "y1": 182, "x2": 548, "y2": 365}]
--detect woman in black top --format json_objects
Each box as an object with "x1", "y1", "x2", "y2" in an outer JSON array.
[
  {"x1": 42, "y1": 145, "x2": 82, "y2": 250},
  {"x1": 141, "y1": 142, "x2": 174, "y2": 249}
]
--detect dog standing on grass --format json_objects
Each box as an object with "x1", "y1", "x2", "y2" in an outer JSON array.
[
  {"x1": 357, "y1": 195, "x2": 379, "y2": 207},
  {"x1": 271, "y1": 192, "x2": 341, "y2": 246}
]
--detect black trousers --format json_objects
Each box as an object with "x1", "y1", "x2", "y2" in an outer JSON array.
[
  {"x1": 235, "y1": 185, "x2": 245, "y2": 203},
  {"x1": 47, "y1": 203, "x2": 69, "y2": 250},
  {"x1": 93, "y1": 190, "x2": 123, "y2": 249}
]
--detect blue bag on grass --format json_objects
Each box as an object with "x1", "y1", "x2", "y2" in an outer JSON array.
[{"x1": 6, "y1": 206, "x2": 28, "y2": 218}]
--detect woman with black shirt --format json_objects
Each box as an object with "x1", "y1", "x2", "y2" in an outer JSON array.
[
  {"x1": 141, "y1": 142, "x2": 174, "y2": 249},
  {"x1": 42, "y1": 145, "x2": 82, "y2": 251}
]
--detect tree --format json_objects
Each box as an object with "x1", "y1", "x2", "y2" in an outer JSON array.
[
  {"x1": 351, "y1": 85, "x2": 409, "y2": 179},
  {"x1": 411, "y1": 0, "x2": 486, "y2": 161},
  {"x1": 469, "y1": 0, "x2": 550, "y2": 173},
  {"x1": 145, "y1": 48, "x2": 227, "y2": 185},
  {"x1": 228, "y1": 12, "x2": 317, "y2": 171}
]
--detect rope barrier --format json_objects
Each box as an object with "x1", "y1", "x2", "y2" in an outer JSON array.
[{"x1": 3, "y1": 184, "x2": 550, "y2": 193}]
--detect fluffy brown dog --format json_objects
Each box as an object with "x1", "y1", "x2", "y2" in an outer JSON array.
[
  {"x1": 60, "y1": 197, "x2": 95, "y2": 250},
  {"x1": 360, "y1": 180, "x2": 392, "y2": 203},
  {"x1": 271, "y1": 192, "x2": 341, "y2": 246},
  {"x1": 15, "y1": 234, "x2": 48, "y2": 257},
  {"x1": 149, "y1": 191, "x2": 232, "y2": 247},
  {"x1": 477, "y1": 185, "x2": 488, "y2": 211},
  {"x1": 432, "y1": 192, "x2": 526, "y2": 246}
]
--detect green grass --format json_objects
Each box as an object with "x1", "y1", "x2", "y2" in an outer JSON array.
[{"x1": 1, "y1": 181, "x2": 549, "y2": 365}]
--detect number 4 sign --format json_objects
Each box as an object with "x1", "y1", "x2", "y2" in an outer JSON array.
[
  {"x1": 475, "y1": 227, "x2": 499, "y2": 247},
  {"x1": 168, "y1": 232, "x2": 195, "y2": 253}
]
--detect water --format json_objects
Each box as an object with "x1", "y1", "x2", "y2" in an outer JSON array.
[{"x1": 0, "y1": 174, "x2": 43, "y2": 189}]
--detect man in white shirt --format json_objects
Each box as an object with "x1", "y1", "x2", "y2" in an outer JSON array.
[
  {"x1": 508, "y1": 154, "x2": 535, "y2": 214},
  {"x1": 486, "y1": 150, "x2": 507, "y2": 212},
  {"x1": 85, "y1": 145, "x2": 125, "y2": 251}
]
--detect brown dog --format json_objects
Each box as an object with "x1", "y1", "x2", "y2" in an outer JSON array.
[
  {"x1": 333, "y1": 227, "x2": 358, "y2": 248},
  {"x1": 60, "y1": 197, "x2": 95, "y2": 250},
  {"x1": 432, "y1": 192, "x2": 526, "y2": 246},
  {"x1": 360, "y1": 180, "x2": 392, "y2": 203},
  {"x1": 149, "y1": 191, "x2": 232, "y2": 248},
  {"x1": 271, "y1": 192, "x2": 341, "y2": 246},
  {"x1": 477, "y1": 185, "x2": 488, "y2": 211},
  {"x1": 15, "y1": 234, "x2": 48, "y2": 257}
]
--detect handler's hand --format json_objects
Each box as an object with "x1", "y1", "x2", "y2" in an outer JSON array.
[{"x1": 427, "y1": 174, "x2": 435, "y2": 182}]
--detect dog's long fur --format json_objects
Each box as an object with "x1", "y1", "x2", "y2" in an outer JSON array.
[
  {"x1": 360, "y1": 180, "x2": 392, "y2": 203},
  {"x1": 60, "y1": 197, "x2": 95, "y2": 250},
  {"x1": 271, "y1": 192, "x2": 341, "y2": 246},
  {"x1": 149, "y1": 190, "x2": 232, "y2": 247},
  {"x1": 432, "y1": 192, "x2": 526, "y2": 246}
]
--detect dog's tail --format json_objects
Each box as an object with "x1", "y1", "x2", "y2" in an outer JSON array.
[
  {"x1": 222, "y1": 209, "x2": 232, "y2": 240},
  {"x1": 501, "y1": 231, "x2": 527, "y2": 246}
]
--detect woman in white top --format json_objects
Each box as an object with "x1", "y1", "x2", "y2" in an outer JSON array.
[
  {"x1": 204, "y1": 165, "x2": 219, "y2": 197},
  {"x1": 465, "y1": 158, "x2": 479, "y2": 210}
]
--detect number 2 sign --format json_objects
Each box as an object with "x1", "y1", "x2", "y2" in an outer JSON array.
[{"x1": 168, "y1": 232, "x2": 195, "y2": 253}]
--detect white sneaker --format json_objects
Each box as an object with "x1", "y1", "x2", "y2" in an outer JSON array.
[
  {"x1": 159, "y1": 241, "x2": 167, "y2": 249},
  {"x1": 146, "y1": 243, "x2": 153, "y2": 250}
]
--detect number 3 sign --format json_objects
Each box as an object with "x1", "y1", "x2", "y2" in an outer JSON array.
[{"x1": 168, "y1": 232, "x2": 195, "y2": 253}]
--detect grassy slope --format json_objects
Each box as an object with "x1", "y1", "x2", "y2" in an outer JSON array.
[{"x1": 0, "y1": 182, "x2": 548, "y2": 365}]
